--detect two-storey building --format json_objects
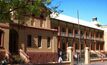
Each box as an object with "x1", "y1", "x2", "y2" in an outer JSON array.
[{"x1": 51, "y1": 14, "x2": 104, "y2": 60}]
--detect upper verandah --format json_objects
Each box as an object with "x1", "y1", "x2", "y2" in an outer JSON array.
[{"x1": 50, "y1": 13, "x2": 103, "y2": 31}]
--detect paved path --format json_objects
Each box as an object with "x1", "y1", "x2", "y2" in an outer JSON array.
[{"x1": 77, "y1": 61, "x2": 107, "y2": 65}]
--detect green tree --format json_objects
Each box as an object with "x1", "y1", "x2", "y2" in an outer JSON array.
[{"x1": 0, "y1": 0, "x2": 59, "y2": 22}]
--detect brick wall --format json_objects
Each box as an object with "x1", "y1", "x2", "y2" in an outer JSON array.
[
  {"x1": 0, "y1": 49, "x2": 5, "y2": 61},
  {"x1": 27, "y1": 52, "x2": 58, "y2": 64}
]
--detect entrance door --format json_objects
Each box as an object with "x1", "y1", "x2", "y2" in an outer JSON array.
[{"x1": 9, "y1": 29, "x2": 18, "y2": 54}]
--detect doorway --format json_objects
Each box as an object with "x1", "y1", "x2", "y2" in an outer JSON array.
[{"x1": 9, "y1": 29, "x2": 19, "y2": 54}]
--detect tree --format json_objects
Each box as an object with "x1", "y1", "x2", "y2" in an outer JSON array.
[{"x1": 0, "y1": 0, "x2": 59, "y2": 22}]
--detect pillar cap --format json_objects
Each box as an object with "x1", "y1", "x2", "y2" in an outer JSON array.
[
  {"x1": 67, "y1": 46, "x2": 73, "y2": 49},
  {"x1": 85, "y1": 47, "x2": 89, "y2": 50}
]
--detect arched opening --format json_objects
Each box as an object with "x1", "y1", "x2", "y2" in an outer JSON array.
[{"x1": 9, "y1": 29, "x2": 19, "y2": 54}]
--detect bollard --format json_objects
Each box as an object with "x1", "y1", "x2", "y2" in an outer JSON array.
[
  {"x1": 85, "y1": 47, "x2": 90, "y2": 64},
  {"x1": 67, "y1": 47, "x2": 74, "y2": 65}
]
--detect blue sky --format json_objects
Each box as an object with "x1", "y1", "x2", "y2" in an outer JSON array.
[{"x1": 50, "y1": 0, "x2": 107, "y2": 25}]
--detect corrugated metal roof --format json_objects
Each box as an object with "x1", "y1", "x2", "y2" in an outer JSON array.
[{"x1": 50, "y1": 14, "x2": 103, "y2": 30}]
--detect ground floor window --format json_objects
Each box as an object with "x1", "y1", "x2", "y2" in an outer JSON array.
[
  {"x1": 75, "y1": 43, "x2": 79, "y2": 50},
  {"x1": 91, "y1": 43, "x2": 95, "y2": 50},
  {"x1": 47, "y1": 37, "x2": 51, "y2": 48},
  {"x1": 27, "y1": 35, "x2": 32, "y2": 47},
  {"x1": 38, "y1": 36, "x2": 42, "y2": 47},
  {"x1": 100, "y1": 43, "x2": 104, "y2": 50},
  {"x1": 0, "y1": 33, "x2": 2, "y2": 46},
  {"x1": 96, "y1": 43, "x2": 99, "y2": 50},
  {"x1": 81, "y1": 44, "x2": 84, "y2": 50}
]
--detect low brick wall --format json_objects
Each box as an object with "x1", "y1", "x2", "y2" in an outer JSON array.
[
  {"x1": 8, "y1": 62, "x2": 71, "y2": 65},
  {"x1": 27, "y1": 52, "x2": 58, "y2": 64},
  {"x1": 91, "y1": 58, "x2": 107, "y2": 62},
  {"x1": 0, "y1": 49, "x2": 6, "y2": 61}
]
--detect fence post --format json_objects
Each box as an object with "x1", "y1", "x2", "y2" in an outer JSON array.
[
  {"x1": 85, "y1": 47, "x2": 90, "y2": 64},
  {"x1": 67, "y1": 47, "x2": 74, "y2": 65}
]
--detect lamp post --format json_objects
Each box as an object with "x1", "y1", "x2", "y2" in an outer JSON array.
[{"x1": 77, "y1": 10, "x2": 82, "y2": 65}]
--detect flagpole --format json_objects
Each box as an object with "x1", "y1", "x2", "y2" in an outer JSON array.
[{"x1": 77, "y1": 10, "x2": 82, "y2": 65}]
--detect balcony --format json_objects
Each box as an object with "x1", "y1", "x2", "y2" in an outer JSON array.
[
  {"x1": 80, "y1": 35, "x2": 85, "y2": 39},
  {"x1": 86, "y1": 36, "x2": 91, "y2": 39},
  {"x1": 75, "y1": 34, "x2": 80, "y2": 38},
  {"x1": 91, "y1": 37, "x2": 94, "y2": 40},
  {"x1": 100, "y1": 38, "x2": 104, "y2": 41},
  {"x1": 61, "y1": 32, "x2": 66, "y2": 36},
  {"x1": 68, "y1": 33, "x2": 73, "y2": 37},
  {"x1": 95, "y1": 38, "x2": 104, "y2": 41}
]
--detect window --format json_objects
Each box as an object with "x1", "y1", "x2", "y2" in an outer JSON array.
[
  {"x1": 27, "y1": 35, "x2": 32, "y2": 47},
  {"x1": 62, "y1": 28, "x2": 65, "y2": 32},
  {"x1": 0, "y1": 33, "x2": 2, "y2": 46},
  {"x1": 75, "y1": 43, "x2": 79, "y2": 50},
  {"x1": 31, "y1": 18, "x2": 35, "y2": 26},
  {"x1": 40, "y1": 13, "x2": 45, "y2": 19},
  {"x1": 75, "y1": 30, "x2": 78, "y2": 35},
  {"x1": 54, "y1": 27, "x2": 58, "y2": 29},
  {"x1": 47, "y1": 37, "x2": 51, "y2": 48},
  {"x1": 38, "y1": 36, "x2": 42, "y2": 47},
  {"x1": 96, "y1": 32, "x2": 99, "y2": 37}
]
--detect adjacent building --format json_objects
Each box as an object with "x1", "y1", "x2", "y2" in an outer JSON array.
[{"x1": 51, "y1": 14, "x2": 104, "y2": 60}]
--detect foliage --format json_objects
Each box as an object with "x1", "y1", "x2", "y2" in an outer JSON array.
[
  {"x1": 0, "y1": 0, "x2": 58, "y2": 22},
  {"x1": 12, "y1": 54, "x2": 24, "y2": 64}
]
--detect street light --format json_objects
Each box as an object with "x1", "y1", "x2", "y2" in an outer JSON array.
[{"x1": 77, "y1": 10, "x2": 82, "y2": 65}]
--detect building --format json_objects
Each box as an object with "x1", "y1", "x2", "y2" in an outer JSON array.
[
  {"x1": 0, "y1": 13, "x2": 106, "y2": 63},
  {"x1": 0, "y1": 14, "x2": 58, "y2": 63},
  {"x1": 51, "y1": 14, "x2": 104, "y2": 60},
  {"x1": 101, "y1": 25, "x2": 107, "y2": 52}
]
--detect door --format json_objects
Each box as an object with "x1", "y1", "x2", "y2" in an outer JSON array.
[{"x1": 9, "y1": 29, "x2": 19, "y2": 54}]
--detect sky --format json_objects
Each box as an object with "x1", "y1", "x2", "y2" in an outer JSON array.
[{"x1": 50, "y1": 0, "x2": 107, "y2": 25}]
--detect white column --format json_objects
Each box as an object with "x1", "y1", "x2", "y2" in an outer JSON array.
[
  {"x1": 67, "y1": 47, "x2": 74, "y2": 65},
  {"x1": 85, "y1": 47, "x2": 90, "y2": 64}
]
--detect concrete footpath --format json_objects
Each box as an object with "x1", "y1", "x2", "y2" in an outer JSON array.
[{"x1": 77, "y1": 61, "x2": 107, "y2": 65}]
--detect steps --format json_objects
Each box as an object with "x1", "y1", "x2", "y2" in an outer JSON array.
[{"x1": 19, "y1": 49, "x2": 30, "y2": 63}]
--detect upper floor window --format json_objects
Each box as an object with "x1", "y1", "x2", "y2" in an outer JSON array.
[
  {"x1": 62, "y1": 28, "x2": 65, "y2": 32},
  {"x1": 54, "y1": 27, "x2": 58, "y2": 29},
  {"x1": 100, "y1": 33, "x2": 103, "y2": 38},
  {"x1": 47, "y1": 37, "x2": 51, "y2": 48},
  {"x1": 96, "y1": 32, "x2": 99, "y2": 37},
  {"x1": 38, "y1": 36, "x2": 42, "y2": 48},
  {"x1": 80, "y1": 31, "x2": 84, "y2": 36},
  {"x1": 86, "y1": 32, "x2": 90, "y2": 37},
  {"x1": 40, "y1": 13, "x2": 45, "y2": 19},
  {"x1": 75, "y1": 30, "x2": 78, "y2": 35},
  {"x1": 27, "y1": 35, "x2": 32, "y2": 47},
  {"x1": 68, "y1": 29, "x2": 72, "y2": 33},
  {"x1": 91, "y1": 32, "x2": 94, "y2": 37},
  {"x1": 31, "y1": 18, "x2": 35, "y2": 26}
]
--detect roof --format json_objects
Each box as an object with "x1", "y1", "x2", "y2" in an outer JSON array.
[
  {"x1": 50, "y1": 13, "x2": 104, "y2": 30},
  {"x1": 101, "y1": 25, "x2": 107, "y2": 32}
]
